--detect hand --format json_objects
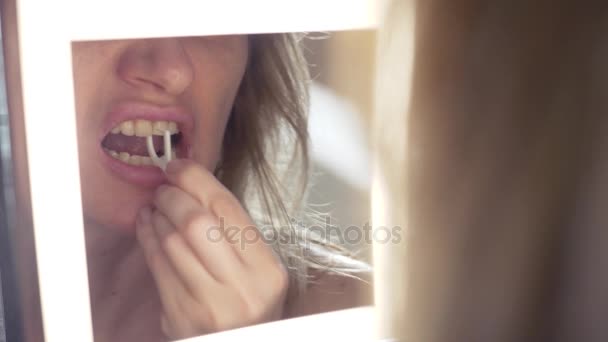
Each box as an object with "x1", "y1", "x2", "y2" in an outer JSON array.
[{"x1": 135, "y1": 159, "x2": 289, "y2": 340}]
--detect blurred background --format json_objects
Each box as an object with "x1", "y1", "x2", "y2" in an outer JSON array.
[{"x1": 301, "y1": 30, "x2": 376, "y2": 261}]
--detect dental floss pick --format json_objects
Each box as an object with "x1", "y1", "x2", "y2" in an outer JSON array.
[
  {"x1": 146, "y1": 135, "x2": 160, "y2": 164},
  {"x1": 146, "y1": 130, "x2": 172, "y2": 171},
  {"x1": 164, "y1": 130, "x2": 172, "y2": 164}
]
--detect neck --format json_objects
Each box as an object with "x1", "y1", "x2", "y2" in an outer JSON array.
[
  {"x1": 83, "y1": 217, "x2": 161, "y2": 339},
  {"x1": 84, "y1": 218, "x2": 146, "y2": 305}
]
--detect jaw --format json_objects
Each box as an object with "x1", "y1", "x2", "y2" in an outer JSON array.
[{"x1": 80, "y1": 166, "x2": 155, "y2": 233}]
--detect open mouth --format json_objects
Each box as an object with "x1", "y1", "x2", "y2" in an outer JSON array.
[{"x1": 101, "y1": 119, "x2": 183, "y2": 166}]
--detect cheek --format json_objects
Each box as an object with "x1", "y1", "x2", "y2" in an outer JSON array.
[
  {"x1": 72, "y1": 41, "x2": 127, "y2": 120},
  {"x1": 189, "y1": 39, "x2": 248, "y2": 169},
  {"x1": 71, "y1": 43, "x2": 125, "y2": 175},
  {"x1": 72, "y1": 44, "x2": 113, "y2": 129},
  {"x1": 191, "y1": 111, "x2": 231, "y2": 170}
]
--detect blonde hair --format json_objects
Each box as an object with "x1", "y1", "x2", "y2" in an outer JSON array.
[
  {"x1": 215, "y1": 33, "x2": 370, "y2": 294},
  {"x1": 406, "y1": 1, "x2": 608, "y2": 341}
]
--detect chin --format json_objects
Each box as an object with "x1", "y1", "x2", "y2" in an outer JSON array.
[
  {"x1": 84, "y1": 208, "x2": 140, "y2": 235},
  {"x1": 82, "y1": 185, "x2": 154, "y2": 235}
]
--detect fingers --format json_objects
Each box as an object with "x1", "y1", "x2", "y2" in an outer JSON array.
[
  {"x1": 165, "y1": 159, "x2": 234, "y2": 210},
  {"x1": 150, "y1": 209, "x2": 219, "y2": 295},
  {"x1": 152, "y1": 185, "x2": 245, "y2": 284},
  {"x1": 135, "y1": 207, "x2": 190, "y2": 322},
  {"x1": 137, "y1": 168, "x2": 291, "y2": 337},
  {"x1": 163, "y1": 159, "x2": 278, "y2": 267},
  {"x1": 138, "y1": 207, "x2": 217, "y2": 339}
]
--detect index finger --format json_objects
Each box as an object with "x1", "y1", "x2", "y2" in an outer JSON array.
[
  {"x1": 164, "y1": 159, "x2": 243, "y2": 218},
  {"x1": 164, "y1": 159, "x2": 278, "y2": 267}
]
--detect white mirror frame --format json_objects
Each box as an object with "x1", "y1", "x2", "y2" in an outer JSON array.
[{"x1": 15, "y1": 0, "x2": 378, "y2": 341}]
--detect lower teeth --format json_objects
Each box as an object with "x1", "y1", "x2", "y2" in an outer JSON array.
[{"x1": 104, "y1": 149, "x2": 176, "y2": 166}]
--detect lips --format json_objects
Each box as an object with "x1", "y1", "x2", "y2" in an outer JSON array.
[
  {"x1": 102, "y1": 120, "x2": 181, "y2": 166},
  {"x1": 98, "y1": 101, "x2": 193, "y2": 186}
]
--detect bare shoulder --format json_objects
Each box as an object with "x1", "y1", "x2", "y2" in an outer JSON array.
[{"x1": 283, "y1": 269, "x2": 373, "y2": 318}]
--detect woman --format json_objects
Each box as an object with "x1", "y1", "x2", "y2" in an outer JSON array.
[{"x1": 0, "y1": 2, "x2": 371, "y2": 341}]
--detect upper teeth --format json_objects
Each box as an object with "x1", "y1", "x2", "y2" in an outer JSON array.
[{"x1": 111, "y1": 120, "x2": 179, "y2": 137}]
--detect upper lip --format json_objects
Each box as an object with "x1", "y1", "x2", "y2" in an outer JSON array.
[{"x1": 100, "y1": 100, "x2": 194, "y2": 154}]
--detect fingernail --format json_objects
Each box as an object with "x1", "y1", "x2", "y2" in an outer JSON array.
[{"x1": 165, "y1": 159, "x2": 184, "y2": 174}]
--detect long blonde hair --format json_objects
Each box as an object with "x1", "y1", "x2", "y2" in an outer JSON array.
[
  {"x1": 215, "y1": 33, "x2": 370, "y2": 294},
  {"x1": 405, "y1": 1, "x2": 608, "y2": 341}
]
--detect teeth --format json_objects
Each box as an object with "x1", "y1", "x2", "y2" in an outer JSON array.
[
  {"x1": 134, "y1": 120, "x2": 153, "y2": 137},
  {"x1": 104, "y1": 148, "x2": 176, "y2": 167},
  {"x1": 130, "y1": 155, "x2": 142, "y2": 166},
  {"x1": 152, "y1": 121, "x2": 169, "y2": 135},
  {"x1": 120, "y1": 121, "x2": 135, "y2": 136},
  {"x1": 140, "y1": 156, "x2": 153, "y2": 166},
  {"x1": 111, "y1": 120, "x2": 180, "y2": 136},
  {"x1": 168, "y1": 122, "x2": 178, "y2": 134}
]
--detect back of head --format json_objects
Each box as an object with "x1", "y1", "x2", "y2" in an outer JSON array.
[{"x1": 404, "y1": 1, "x2": 608, "y2": 341}]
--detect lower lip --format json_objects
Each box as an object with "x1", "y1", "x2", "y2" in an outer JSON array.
[{"x1": 99, "y1": 148, "x2": 166, "y2": 187}]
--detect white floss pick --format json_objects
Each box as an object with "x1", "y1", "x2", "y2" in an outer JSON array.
[{"x1": 146, "y1": 130, "x2": 172, "y2": 171}]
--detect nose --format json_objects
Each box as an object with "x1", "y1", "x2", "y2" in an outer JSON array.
[{"x1": 116, "y1": 38, "x2": 194, "y2": 98}]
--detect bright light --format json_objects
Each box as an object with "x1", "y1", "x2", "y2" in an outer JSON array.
[
  {"x1": 178, "y1": 307, "x2": 374, "y2": 342},
  {"x1": 15, "y1": 0, "x2": 379, "y2": 341},
  {"x1": 67, "y1": 0, "x2": 378, "y2": 41}
]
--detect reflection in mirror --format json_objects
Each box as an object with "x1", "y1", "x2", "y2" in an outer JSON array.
[{"x1": 68, "y1": 32, "x2": 374, "y2": 341}]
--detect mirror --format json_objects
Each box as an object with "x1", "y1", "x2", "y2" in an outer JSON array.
[
  {"x1": 68, "y1": 31, "x2": 375, "y2": 341},
  {"x1": 0, "y1": 0, "x2": 383, "y2": 340}
]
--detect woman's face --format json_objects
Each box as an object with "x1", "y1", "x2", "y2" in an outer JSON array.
[{"x1": 72, "y1": 36, "x2": 249, "y2": 231}]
